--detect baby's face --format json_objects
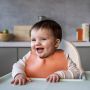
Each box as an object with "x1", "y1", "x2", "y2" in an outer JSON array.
[{"x1": 31, "y1": 28, "x2": 57, "y2": 58}]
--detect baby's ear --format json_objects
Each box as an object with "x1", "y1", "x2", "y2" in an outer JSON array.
[{"x1": 55, "y1": 39, "x2": 60, "y2": 48}]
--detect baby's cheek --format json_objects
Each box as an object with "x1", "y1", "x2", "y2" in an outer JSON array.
[
  {"x1": 31, "y1": 43, "x2": 35, "y2": 49},
  {"x1": 31, "y1": 43, "x2": 34, "y2": 47}
]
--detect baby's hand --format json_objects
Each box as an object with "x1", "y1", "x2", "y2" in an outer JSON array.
[
  {"x1": 11, "y1": 74, "x2": 31, "y2": 85},
  {"x1": 46, "y1": 73, "x2": 61, "y2": 83}
]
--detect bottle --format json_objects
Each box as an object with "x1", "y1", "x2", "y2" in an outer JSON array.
[
  {"x1": 76, "y1": 28, "x2": 83, "y2": 41},
  {"x1": 82, "y1": 23, "x2": 89, "y2": 42}
]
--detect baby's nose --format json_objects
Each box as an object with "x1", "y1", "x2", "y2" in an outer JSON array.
[{"x1": 35, "y1": 40, "x2": 41, "y2": 45}]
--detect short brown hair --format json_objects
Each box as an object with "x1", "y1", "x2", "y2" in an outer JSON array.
[{"x1": 30, "y1": 19, "x2": 62, "y2": 41}]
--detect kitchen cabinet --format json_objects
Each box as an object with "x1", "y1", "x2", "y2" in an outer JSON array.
[
  {"x1": 0, "y1": 48, "x2": 17, "y2": 77},
  {"x1": 73, "y1": 41, "x2": 90, "y2": 71},
  {"x1": 76, "y1": 47, "x2": 90, "y2": 71},
  {"x1": 0, "y1": 47, "x2": 31, "y2": 77},
  {"x1": 18, "y1": 48, "x2": 30, "y2": 59}
]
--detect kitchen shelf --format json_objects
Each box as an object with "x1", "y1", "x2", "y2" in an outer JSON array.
[
  {"x1": 72, "y1": 41, "x2": 90, "y2": 47},
  {"x1": 0, "y1": 41, "x2": 31, "y2": 47}
]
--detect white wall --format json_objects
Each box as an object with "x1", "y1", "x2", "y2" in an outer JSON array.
[{"x1": 0, "y1": 0, "x2": 90, "y2": 41}]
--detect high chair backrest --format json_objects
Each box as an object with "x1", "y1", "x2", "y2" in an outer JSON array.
[{"x1": 58, "y1": 39, "x2": 84, "y2": 76}]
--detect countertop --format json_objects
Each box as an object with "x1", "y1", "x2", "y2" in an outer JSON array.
[{"x1": 0, "y1": 41, "x2": 90, "y2": 47}]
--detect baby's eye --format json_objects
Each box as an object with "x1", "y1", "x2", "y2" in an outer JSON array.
[
  {"x1": 31, "y1": 39, "x2": 36, "y2": 41},
  {"x1": 42, "y1": 38, "x2": 47, "y2": 40}
]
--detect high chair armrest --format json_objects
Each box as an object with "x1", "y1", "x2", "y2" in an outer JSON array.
[{"x1": 80, "y1": 72, "x2": 87, "y2": 80}]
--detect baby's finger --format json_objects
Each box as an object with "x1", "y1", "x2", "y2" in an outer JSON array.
[
  {"x1": 11, "y1": 79, "x2": 15, "y2": 84},
  {"x1": 52, "y1": 76, "x2": 56, "y2": 82},
  {"x1": 47, "y1": 76, "x2": 53, "y2": 82},
  {"x1": 26, "y1": 77, "x2": 32, "y2": 82},
  {"x1": 14, "y1": 79, "x2": 19, "y2": 85},
  {"x1": 54, "y1": 75, "x2": 59, "y2": 82},
  {"x1": 18, "y1": 79, "x2": 24, "y2": 85},
  {"x1": 46, "y1": 76, "x2": 50, "y2": 82},
  {"x1": 20, "y1": 79, "x2": 26, "y2": 85}
]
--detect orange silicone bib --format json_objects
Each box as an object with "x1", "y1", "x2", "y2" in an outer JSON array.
[{"x1": 25, "y1": 50, "x2": 68, "y2": 78}]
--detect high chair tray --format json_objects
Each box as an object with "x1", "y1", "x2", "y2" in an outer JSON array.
[{"x1": 0, "y1": 71, "x2": 90, "y2": 90}]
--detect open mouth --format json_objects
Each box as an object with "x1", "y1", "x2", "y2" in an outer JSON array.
[{"x1": 36, "y1": 48, "x2": 44, "y2": 53}]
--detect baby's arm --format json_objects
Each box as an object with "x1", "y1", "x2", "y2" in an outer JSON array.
[
  {"x1": 54, "y1": 53, "x2": 80, "y2": 79},
  {"x1": 11, "y1": 51, "x2": 31, "y2": 85},
  {"x1": 47, "y1": 52, "x2": 80, "y2": 83}
]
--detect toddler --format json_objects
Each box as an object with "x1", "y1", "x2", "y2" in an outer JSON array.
[{"x1": 11, "y1": 20, "x2": 80, "y2": 85}]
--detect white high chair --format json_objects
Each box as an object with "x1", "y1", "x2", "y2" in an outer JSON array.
[{"x1": 58, "y1": 39, "x2": 86, "y2": 79}]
